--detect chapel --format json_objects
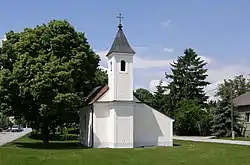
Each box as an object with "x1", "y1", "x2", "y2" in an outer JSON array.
[{"x1": 79, "y1": 14, "x2": 174, "y2": 148}]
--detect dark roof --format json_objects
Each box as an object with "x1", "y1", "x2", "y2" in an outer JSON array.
[
  {"x1": 106, "y1": 25, "x2": 135, "y2": 56},
  {"x1": 85, "y1": 84, "x2": 109, "y2": 104},
  {"x1": 233, "y1": 92, "x2": 250, "y2": 107}
]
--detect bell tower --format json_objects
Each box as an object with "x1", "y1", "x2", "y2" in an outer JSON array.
[{"x1": 106, "y1": 13, "x2": 135, "y2": 101}]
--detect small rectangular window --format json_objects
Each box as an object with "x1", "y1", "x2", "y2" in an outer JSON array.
[
  {"x1": 246, "y1": 113, "x2": 250, "y2": 123},
  {"x1": 110, "y1": 61, "x2": 112, "y2": 71}
]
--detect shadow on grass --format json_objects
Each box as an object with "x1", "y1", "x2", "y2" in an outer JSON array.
[
  {"x1": 14, "y1": 142, "x2": 182, "y2": 149},
  {"x1": 173, "y1": 143, "x2": 182, "y2": 147},
  {"x1": 14, "y1": 142, "x2": 89, "y2": 150}
]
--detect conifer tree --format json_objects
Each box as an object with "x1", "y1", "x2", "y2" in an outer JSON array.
[{"x1": 165, "y1": 48, "x2": 210, "y2": 115}]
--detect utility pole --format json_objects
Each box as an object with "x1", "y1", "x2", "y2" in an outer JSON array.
[{"x1": 230, "y1": 83, "x2": 235, "y2": 140}]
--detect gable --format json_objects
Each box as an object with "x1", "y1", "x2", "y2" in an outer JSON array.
[
  {"x1": 97, "y1": 88, "x2": 110, "y2": 102},
  {"x1": 85, "y1": 84, "x2": 141, "y2": 104},
  {"x1": 85, "y1": 85, "x2": 109, "y2": 104}
]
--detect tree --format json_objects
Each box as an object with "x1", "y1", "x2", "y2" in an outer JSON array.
[
  {"x1": 165, "y1": 48, "x2": 210, "y2": 116},
  {"x1": 211, "y1": 75, "x2": 250, "y2": 137},
  {"x1": 174, "y1": 99, "x2": 206, "y2": 135},
  {"x1": 152, "y1": 80, "x2": 171, "y2": 115},
  {"x1": 0, "y1": 20, "x2": 107, "y2": 144},
  {"x1": 134, "y1": 88, "x2": 154, "y2": 107},
  {"x1": 0, "y1": 113, "x2": 12, "y2": 130}
]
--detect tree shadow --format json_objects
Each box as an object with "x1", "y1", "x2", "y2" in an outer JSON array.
[
  {"x1": 173, "y1": 143, "x2": 182, "y2": 147},
  {"x1": 13, "y1": 142, "x2": 89, "y2": 150}
]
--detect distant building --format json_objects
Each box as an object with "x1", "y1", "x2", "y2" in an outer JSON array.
[{"x1": 233, "y1": 92, "x2": 250, "y2": 137}]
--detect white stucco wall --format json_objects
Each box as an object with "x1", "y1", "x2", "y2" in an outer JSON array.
[
  {"x1": 134, "y1": 103, "x2": 174, "y2": 147},
  {"x1": 107, "y1": 53, "x2": 134, "y2": 101},
  {"x1": 108, "y1": 56, "x2": 115, "y2": 100},
  {"x1": 92, "y1": 102, "x2": 134, "y2": 148},
  {"x1": 80, "y1": 100, "x2": 173, "y2": 148},
  {"x1": 93, "y1": 102, "x2": 114, "y2": 148},
  {"x1": 114, "y1": 102, "x2": 134, "y2": 148}
]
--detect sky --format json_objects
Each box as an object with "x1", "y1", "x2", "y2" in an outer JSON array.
[{"x1": 1, "y1": 0, "x2": 250, "y2": 99}]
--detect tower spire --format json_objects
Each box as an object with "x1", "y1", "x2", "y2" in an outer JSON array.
[
  {"x1": 106, "y1": 13, "x2": 135, "y2": 57},
  {"x1": 117, "y1": 13, "x2": 124, "y2": 29}
]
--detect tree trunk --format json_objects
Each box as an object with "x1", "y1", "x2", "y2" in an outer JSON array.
[
  {"x1": 60, "y1": 125, "x2": 63, "y2": 134},
  {"x1": 41, "y1": 125, "x2": 49, "y2": 145},
  {"x1": 52, "y1": 128, "x2": 55, "y2": 136},
  {"x1": 50, "y1": 125, "x2": 55, "y2": 136}
]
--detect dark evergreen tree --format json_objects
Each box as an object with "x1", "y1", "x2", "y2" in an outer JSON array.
[
  {"x1": 153, "y1": 80, "x2": 166, "y2": 112},
  {"x1": 165, "y1": 48, "x2": 210, "y2": 115}
]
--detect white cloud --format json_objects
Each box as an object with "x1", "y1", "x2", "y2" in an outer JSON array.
[
  {"x1": 205, "y1": 67, "x2": 250, "y2": 100},
  {"x1": 207, "y1": 65, "x2": 250, "y2": 83},
  {"x1": 134, "y1": 56, "x2": 173, "y2": 68},
  {"x1": 204, "y1": 80, "x2": 223, "y2": 101},
  {"x1": 98, "y1": 66, "x2": 108, "y2": 72},
  {"x1": 200, "y1": 56, "x2": 212, "y2": 64},
  {"x1": 163, "y1": 48, "x2": 174, "y2": 53},
  {"x1": 147, "y1": 63, "x2": 250, "y2": 100},
  {"x1": 149, "y1": 80, "x2": 169, "y2": 92},
  {"x1": 161, "y1": 20, "x2": 171, "y2": 27},
  {"x1": 96, "y1": 50, "x2": 174, "y2": 69},
  {"x1": 96, "y1": 48, "x2": 250, "y2": 101}
]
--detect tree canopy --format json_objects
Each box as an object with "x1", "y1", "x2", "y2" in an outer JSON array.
[
  {"x1": 0, "y1": 20, "x2": 107, "y2": 144},
  {"x1": 134, "y1": 88, "x2": 154, "y2": 106}
]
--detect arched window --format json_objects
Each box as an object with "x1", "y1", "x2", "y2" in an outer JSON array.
[{"x1": 120, "y1": 60, "x2": 126, "y2": 71}]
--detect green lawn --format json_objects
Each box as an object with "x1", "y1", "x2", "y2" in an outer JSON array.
[{"x1": 1, "y1": 135, "x2": 250, "y2": 165}]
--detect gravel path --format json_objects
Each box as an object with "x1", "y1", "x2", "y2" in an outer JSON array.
[
  {"x1": 0, "y1": 128, "x2": 32, "y2": 146},
  {"x1": 173, "y1": 136, "x2": 250, "y2": 146}
]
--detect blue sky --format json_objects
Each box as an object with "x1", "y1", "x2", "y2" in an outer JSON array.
[{"x1": 1, "y1": 0, "x2": 250, "y2": 97}]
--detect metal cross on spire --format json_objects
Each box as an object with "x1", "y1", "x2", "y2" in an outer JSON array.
[{"x1": 117, "y1": 13, "x2": 124, "y2": 29}]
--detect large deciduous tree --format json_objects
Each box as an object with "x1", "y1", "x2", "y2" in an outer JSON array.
[
  {"x1": 0, "y1": 20, "x2": 107, "y2": 144},
  {"x1": 134, "y1": 88, "x2": 154, "y2": 107}
]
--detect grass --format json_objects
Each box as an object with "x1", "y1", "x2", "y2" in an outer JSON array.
[{"x1": 1, "y1": 135, "x2": 250, "y2": 165}]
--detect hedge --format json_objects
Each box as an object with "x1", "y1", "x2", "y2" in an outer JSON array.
[{"x1": 29, "y1": 131, "x2": 79, "y2": 141}]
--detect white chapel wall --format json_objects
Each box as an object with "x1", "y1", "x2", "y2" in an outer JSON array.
[
  {"x1": 108, "y1": 56, "x2": 116, "y2": 100},
  {"x1": 114, "y1": 102, "x2": 134, "y2": 148},
  {"x1": 134, "y1": 103, "x2": 174, "y2": 147},
  {"x1": 93, "y1": 102, "x2": 113, "y2": 148}
]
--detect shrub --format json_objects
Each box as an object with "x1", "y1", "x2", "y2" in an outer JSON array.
[
  {"x1": 29, "y1": 130, "x2": 42, "y2": 140},
  {"x1": 29, "y1": 130, "x2": 79, "y2": 141},
  {"x1": 68, "y1": 128, "x2": 79, "y2": 135},
  {"x1": 60, "y1": 134, "x2": 79, "y2": 141}
]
